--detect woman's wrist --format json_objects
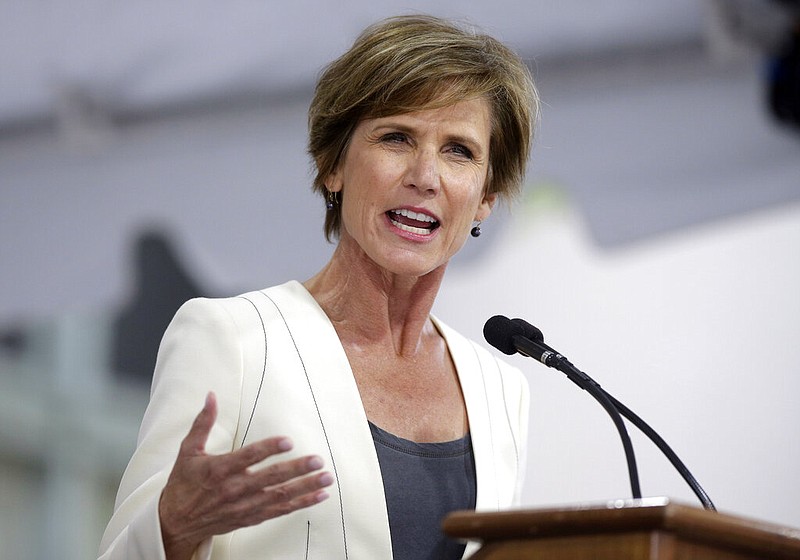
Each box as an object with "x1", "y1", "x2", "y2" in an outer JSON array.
[{"x1": 159, "y1": 490, "x2": 200, "y2": 560}]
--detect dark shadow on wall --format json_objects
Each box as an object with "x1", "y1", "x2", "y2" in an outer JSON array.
[{"x1": 112, "y1": 230, "x2": 207, "y2": 384}]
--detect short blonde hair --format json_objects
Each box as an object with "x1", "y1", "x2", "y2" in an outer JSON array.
[{"x1": 308, "y1": 14, "x2": 539, "y2": 241}]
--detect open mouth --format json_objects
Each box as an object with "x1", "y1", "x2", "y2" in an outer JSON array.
[{"x1": 387, "y1": 208, "x2": 440, "y2": 235}]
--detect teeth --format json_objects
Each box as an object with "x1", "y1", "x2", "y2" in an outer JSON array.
[
  {"x1": 389, "y1": 218, "x2": 433, "y2": 235},
  {"x1": 391, "y1": 208, "x2": 436, "y2": 223}
]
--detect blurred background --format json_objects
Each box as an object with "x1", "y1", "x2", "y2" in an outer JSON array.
[{"x1": 1, "y1": 1, "x2": 799, "y2": 558}]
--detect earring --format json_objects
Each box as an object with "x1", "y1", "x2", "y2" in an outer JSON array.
[
  {"x1": 326, "y1": 190, "x2": 337, "y2": 210},
  {"x1": 470, "y1": 221, "x2": 482, "y2": 238}
]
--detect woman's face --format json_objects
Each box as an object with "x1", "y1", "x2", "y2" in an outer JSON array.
[{"x1": 327, "y1": 97, "x2": 495, "y2": 278}]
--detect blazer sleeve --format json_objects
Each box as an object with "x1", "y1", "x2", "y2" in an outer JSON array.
[{"x1": 98, "y1": 297, "x2": 247, "y2": 560}]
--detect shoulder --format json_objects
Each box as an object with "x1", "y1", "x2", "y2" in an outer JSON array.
[{"x1": 170, "y1": 280, "x2": 308, "y2": 330}]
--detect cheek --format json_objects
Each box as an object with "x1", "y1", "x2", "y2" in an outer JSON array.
[
  {"x1": 453, "y1": 173, "x2": 489, "y2": 218},
  {"x1": 345, "y1": 154, "x2": 398, "y2": 193},
  {"x1": 339, "y1": 173, "x2": 384, "y2": 232}
]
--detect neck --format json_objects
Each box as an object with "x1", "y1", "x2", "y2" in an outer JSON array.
[{"x1": 304, "y1": 237, "x2": 447, "y2": 358}]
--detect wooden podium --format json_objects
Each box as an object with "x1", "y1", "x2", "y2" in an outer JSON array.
[{"x1": 443, "y1": 498, "x2": 800, "y2": 559}]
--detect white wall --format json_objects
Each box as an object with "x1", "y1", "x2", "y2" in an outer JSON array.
[{"x1": 439, "y1": 194, "x2": 800, "y2": 527}]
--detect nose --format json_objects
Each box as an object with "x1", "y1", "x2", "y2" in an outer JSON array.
[{"x1": 404, "y1": 148, "x2": 440, "y2": 196}]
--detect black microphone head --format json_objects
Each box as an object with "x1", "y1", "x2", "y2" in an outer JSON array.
[
  {"x1": 483, "y1": 315, "x2": 522, "y2": 355},
  {"x1": 511, "y1": 318, "x2": 544, "y2": 343}
]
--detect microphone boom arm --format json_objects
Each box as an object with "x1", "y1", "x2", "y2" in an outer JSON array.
[
  {"x1": 511, "y1": 334, "x2": 643, "y2": 501},
  {"x1": 603, "y1": 392, "x2": 716, "y2": 510},
  {"x1": 514, "y1": 330, "x2": 716, "y2": 511}
]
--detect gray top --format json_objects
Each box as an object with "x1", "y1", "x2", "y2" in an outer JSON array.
[{"x1": 369, "y1": 421, "x2": 477, "y2": 560}]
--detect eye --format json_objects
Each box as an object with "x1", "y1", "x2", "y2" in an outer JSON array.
[
  {"x1": 380, "y1": 132, "x2": 408, "y2": 144},
  {"x1": 447, "y1": 143, "x2": 474, "y2": 160}
]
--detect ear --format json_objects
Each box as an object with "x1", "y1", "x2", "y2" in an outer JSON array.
[
  {"x1": 475, "y1": 192, "x2": 497, "y2": 222},
  {"x1": 326, "y1": 168, "x2": 344, "y2": 193}
]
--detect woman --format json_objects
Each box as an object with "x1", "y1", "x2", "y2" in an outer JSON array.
[{"x1": 99, "y1": 14, "x2": 538, "y2": 560}]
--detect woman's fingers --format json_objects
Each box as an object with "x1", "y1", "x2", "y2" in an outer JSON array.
[
  {"x1": 260, "y1": 470, "x2": 334, "y2": 511},
  {"x1": 177, "y1": 395, "x2": 297, "y2": 476},
  {"x1": 247, "y1": 453, "x2": 326, "y2": 489},
  {"x1": 226, "y1": 469, "x2": 334, "y2": 527},
  {"x1": 210, "y1": 452, "x2": 330, "y2": 507},
  {"x1": 179, "y1": 392, "x2": 218, "y2": 456},
  {"x1": 214, "y1": 436, "x2": 295, "y2": 480}
]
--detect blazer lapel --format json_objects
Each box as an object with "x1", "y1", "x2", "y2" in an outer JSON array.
[
  {"x1": 432, "y1": 316, "x2": 500, "y2": 513},
  {"x1": 269, "y1": 281, "x2": 394, "y2": 560}
]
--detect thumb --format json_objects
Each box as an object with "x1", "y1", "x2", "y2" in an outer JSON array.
[{"x1": 180, "y1": 392, "x2": 218, "y2": 456}]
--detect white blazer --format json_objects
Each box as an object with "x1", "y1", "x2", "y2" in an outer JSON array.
[{"x1": 99, "y1": 281, "x2": 529, "y2": 560}]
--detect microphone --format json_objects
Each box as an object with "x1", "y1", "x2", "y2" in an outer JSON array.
[
  {"x1": 484, "y1": 315, "x2": 715, "y2": 511},
  {"x1": 484, "y1": 315, "x2": 597, "y2": 391},
  {"x1": 484, "y1": 314, "x2": 641, "y2": 500}
]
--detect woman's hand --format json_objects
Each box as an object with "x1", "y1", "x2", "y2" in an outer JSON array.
[{"x1": 158, "y1": 392, "x2": 333, "y2": 560}]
